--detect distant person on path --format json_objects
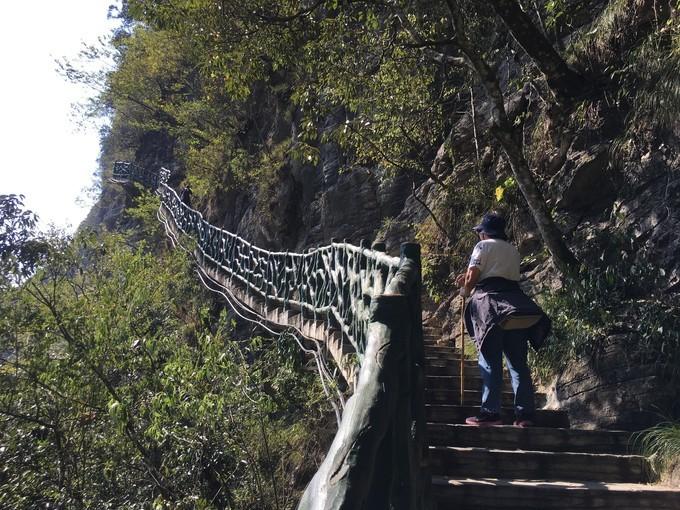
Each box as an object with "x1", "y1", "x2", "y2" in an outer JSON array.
[
  {"x1": 180, "y1": 184, "x2": 193, "y2": 208},
  {"x1": 455, "y1": 213, "x2": 551, "y2": 427}
]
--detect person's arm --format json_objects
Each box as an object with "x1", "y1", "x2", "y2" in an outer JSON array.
[
  {"x1": 458, "y1": 242, "x2": 485, "y2": 296},
  {"x1": 461, "y1": 266, "x2": 480, "y2": 296}
]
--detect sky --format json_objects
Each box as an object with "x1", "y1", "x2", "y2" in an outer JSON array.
[{"x1": 0, "y1": 1, "x2": 121, "y2": 232}]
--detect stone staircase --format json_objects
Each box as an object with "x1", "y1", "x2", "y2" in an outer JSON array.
[{"x1": 422, "y1": 325, "x2": 680, "y2": 509}]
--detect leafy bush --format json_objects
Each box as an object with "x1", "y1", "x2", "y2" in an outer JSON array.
[
  {"x1": 0, "y1": 231, "x2": 330, "y2": 509},
  {"x1": 531, "y1": 235, "x2": 680, "y2": 393}
]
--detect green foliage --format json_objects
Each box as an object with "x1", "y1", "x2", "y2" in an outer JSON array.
[
  {"x1": 251, "y1": 141, "x2": 291, "y2": 215},
  {"x1": 0, "y1": 231, "x2": 329, "y2": 508},
  {"x1": 69, "y1": 1, "x2": 490, "y2": 200},
  {"x1": 0, "y1": 195, "x2": 47, "y2": 284},
  {"x1": 297, "y1": 7, "x2": 452, "y2": 176},
  {"x1": 538, "y1": 0, "x2": 596, "y2": 36},
  {"x1": 286, "y1": 2, "x2": 496, "y2": 182},
  {"x1": 126, "y1": 186, "x2": 165, "y2": 240},
  {"x1": 415, "y1": 178, "x2": 493, "y2": 302},
  {"x1": 107, "y1": 1, "x2": 304, "y2": 199},
  {"x1": 494, "y1": 176, "x2": 517, "y2": 203},
  {"x1": 635, "y1": 421, "x2": 680, "y2": 479},
  {"x1": 567, "y1": 0, "x2": 629, "y2": 67},
  {"x1": 531, "y1": 235, "x2": 680, "y2": 387},
  {"x1": 624, "y1": 12, "x2": 680, "y2": 131},
  {"x1": 544, "y1": 0, "x2": 568, "y2": 30}
]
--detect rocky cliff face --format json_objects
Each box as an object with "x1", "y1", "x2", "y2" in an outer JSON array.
[
  {"x1": 550, "y1": 339, "x2": 675, "y2": 430},
  {"x1": 229, "y1": 159, "x2": 414, "y2": 252}
]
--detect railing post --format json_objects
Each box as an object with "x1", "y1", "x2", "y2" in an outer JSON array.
[
  {"x1": 399, "y1": 242, "x2": 426, "y2": 510},
  {"x1": 298, "y1": 293, "x2": 410, "y2": 510},
  {"x1": 360, "y1": 239, "x2": 370, "y2": 271}
]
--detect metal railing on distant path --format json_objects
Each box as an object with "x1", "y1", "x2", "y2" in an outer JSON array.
[{"x1": 112, "y1": 161, "x2": 427, "y2": 510}]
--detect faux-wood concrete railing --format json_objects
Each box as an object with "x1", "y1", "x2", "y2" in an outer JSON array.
[{"x1": 112, "y1": 161, "x2": 427, "y2": 510}]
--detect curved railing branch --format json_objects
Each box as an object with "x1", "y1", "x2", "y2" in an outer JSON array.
[{"x1": 112, "y1": 161, "x2": 426, "y2": 510}]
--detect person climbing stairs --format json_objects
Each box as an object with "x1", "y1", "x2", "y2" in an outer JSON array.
[{"x1": 422, "y1": 324, "x2": 680, "y2": 509}]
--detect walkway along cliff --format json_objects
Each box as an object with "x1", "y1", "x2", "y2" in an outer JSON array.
[{"x1": 112, "y1": 161, "x2": 680, "y2": 509}]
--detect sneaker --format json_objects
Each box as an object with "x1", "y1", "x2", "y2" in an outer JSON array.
[
  {"x1": 513, "y1": 417, "x2": 535, "y2": 428},
  {"x1": 465, "y1": 412, "x2": 503, "y2": 426}
]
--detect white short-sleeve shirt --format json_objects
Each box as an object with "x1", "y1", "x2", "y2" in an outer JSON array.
[{"x1": 468, "y1": 239, "x2": 521, "y2": 282}]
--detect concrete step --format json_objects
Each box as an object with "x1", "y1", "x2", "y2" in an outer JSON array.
[
  {"x1": 423, "y1": 333, "x2": 444, "y2": 340},
  {"x1": 425, "y1": 364, "x2": 481, "y2": 378},
  {"x1": 424, "y1": 362, "x2": 515, "y2": 380},
  {"x1": 423, "y1": 335, "x2": 443, "y2": 342},
  {"x1": 426, "y1": 374, "x2": 533, "y2": 392},
  {"x1": 426, "y1": 424, "x2": 635, "y2": 455},
  {"x1": 424, "y1": 346, "x2": 464, "y2": 359},
  {"x1": 426, "y1": 375, "x2": 488, "y2": 390},
  {"x1": 426, "y1": 405, "x2": 570, "y2": 428},
  {"x1": 426, "y1": 388, "x2": 514, "y2": 406},
  {"x1": 429, "y1": 446, "x2": 650, "y2": 484},
  {"x1": 424, "y1": 340, "x2": 447, "y2": 347},
  {"x1": 424, "y1": 353, "x2": 521, "y2": 371},
  {"x1": 424, "y1": 357, "x2": 479, "y2": 373},
  {"x1": 431, "y1": 476, "x2": 680, "y2": 510},
  {"x1": 423, "y1": 326, "x2": 442, "y2": 334},
  {"x1": 425, "y1": 365, "x2": 472, "y2": 379},
  {"x1": 425, "y1": 388, "x2": 547, "y2": 408}
]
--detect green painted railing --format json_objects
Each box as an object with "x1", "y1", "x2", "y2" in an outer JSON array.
[{"x1": 112, "y1": 161, "x2": 427, "y2": 510}]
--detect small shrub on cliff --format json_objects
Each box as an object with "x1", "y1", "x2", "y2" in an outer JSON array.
[
  {"x1": 624, "y1": 10, "x2": 680, "y2": 132},
  {"x1": 415, "y1": 178, "x2": 493, "y2": 302},
  {"x1": 532, "y1": 235, "x2": 680, "y2": 398}
]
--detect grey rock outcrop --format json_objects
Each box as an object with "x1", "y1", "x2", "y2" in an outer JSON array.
[
  {"x1": 549, "y1": 337, "x2": 676, "y2": 430},
  {"x1": 551, "y1": 144, "x2": 616, "y2": 213}
]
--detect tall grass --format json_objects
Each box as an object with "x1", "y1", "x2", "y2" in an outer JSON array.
[
  {"x1": 625, "y1": 12, "x2": 680, "y2": 131},
  {"x1": 569, "y1": 0, "x2": 638, "y2": 68},
  {"x1": 635, "y1": 421, "x2": 680, "y2": 478}
]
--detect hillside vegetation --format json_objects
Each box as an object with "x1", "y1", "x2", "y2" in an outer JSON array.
[
  {"x1": 84, "y1": 0, "x2": 680, "y2": 411},
  {"x1": 0, "y1": 195, "x2": 330, "y2": 508}
]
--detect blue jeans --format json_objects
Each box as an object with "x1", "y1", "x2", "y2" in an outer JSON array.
[{"x1": 478, "y1": 328, "x2": 535, "y2": 417}]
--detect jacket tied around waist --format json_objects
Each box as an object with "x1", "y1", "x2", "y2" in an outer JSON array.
[{"x1": 463, "y1": 277, "x2": 551, "y2": 352}]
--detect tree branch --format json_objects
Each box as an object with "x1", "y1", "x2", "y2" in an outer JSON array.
[
  {"x1": 254, "y1": 0, "x2": 325, "y2": 23},
  {"x1": 0, "y1": 407, "x2": 56, "y2": 430},
  {"x1": 487, "y1": 0, "x2": 584, "y2": 102},
  {"x1": 395, "y1": 10, "x2": 468, "y2": 67},
  {"x1": 411, "y1": 180, "x2": 452, "y2": 242},
  {"x1": 2, "y1": 358, "x2": 104, "y2": 412},
  {"x1": 24, "y1": 281, "x2": 177, "y2": 499},
  {"x1": 400, "y1": 37, "x2": 457, "y2": 48}
]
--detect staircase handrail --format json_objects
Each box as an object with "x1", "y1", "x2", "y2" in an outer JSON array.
[{"x1": 113, "y1": 161, "x2": 402, "y2": 358}]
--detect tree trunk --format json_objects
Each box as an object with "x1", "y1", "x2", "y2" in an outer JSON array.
[
  {"x1": 488, "y1": 0, "x2": 583, "y2": 102},
  {"x1": 444, "y1": 0, "x2": 579, "y2": 275},
  {"x1": 490, "y1": 121, "x2": 579, "y2": 274}
]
